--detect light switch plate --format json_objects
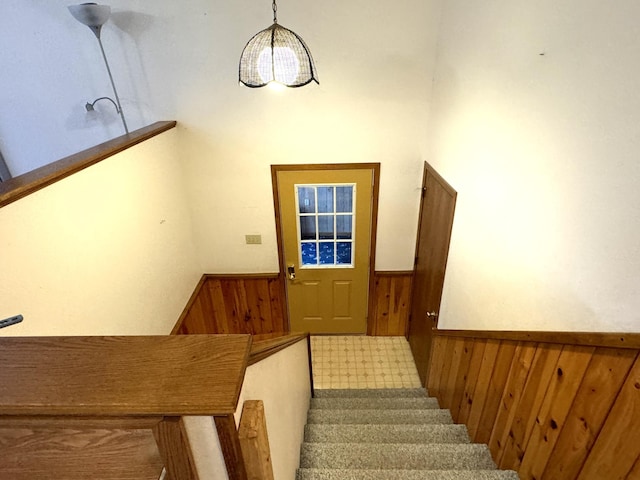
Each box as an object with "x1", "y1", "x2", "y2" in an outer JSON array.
[{"x1": 245, "y1": 234, "x2": 262, "y2": 245}]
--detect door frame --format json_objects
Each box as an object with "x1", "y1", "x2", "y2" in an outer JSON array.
[{"x1": 271, "y1": 163, "x2": 381, "y2": 332}]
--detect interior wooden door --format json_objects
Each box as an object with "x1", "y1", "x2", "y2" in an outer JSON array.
[
  {"x1": 273, "y1": 165, "x2": 379, "y2": 334},
  {"x1": 408, "y1": 161, "x2": 457, "y2": 386}
]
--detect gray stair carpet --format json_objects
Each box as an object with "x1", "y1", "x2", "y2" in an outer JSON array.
[{"x1": 297, "y1": 388, "x2": 519, "y2": 480}]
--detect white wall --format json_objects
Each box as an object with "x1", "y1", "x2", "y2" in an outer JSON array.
[
  {"x1": 0, "y1": 2, "x2": 154, "y2": 176},
  {"x1": 177, "y1": 0, "x2": 443, "y2": 272},
  {"x1": 184, "y1": 339, "x2": 311, "y2": 480},
  {"x1": 430, "y1": 0, "x2": 640, "y2": 332},
  {"x1": 234, "y1": 339, "x2": 311, "y2": 480},
  {"x1": 0, "y1": 129, "x2": 201, "y2": 335},
  {"x1": 1, "y1": 0, "x2": 443, "y2": 273},
  {"x1": 11, "y1": 1, "x2": 636, "y2": 334}
]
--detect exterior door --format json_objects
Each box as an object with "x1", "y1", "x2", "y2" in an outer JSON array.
[
  {"x1": 408, "y1": 161, "x2": 457, "y2": 386},
  {"x1": 273, "y1": 165, "x2": 379, "y2": 334}
]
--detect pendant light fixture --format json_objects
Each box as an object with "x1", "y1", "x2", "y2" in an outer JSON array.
[
  {"x1": 68, "y1": 3, "x2": 129, "y2": 134},
  {"x1": 239, "y1": 0, "x2": 319, "y2": 88}
]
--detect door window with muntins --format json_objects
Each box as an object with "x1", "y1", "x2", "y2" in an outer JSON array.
[{"x1": 295, "y1": 184, "x2": 355, "y2": 267}]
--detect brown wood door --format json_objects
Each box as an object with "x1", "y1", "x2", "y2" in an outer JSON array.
[{"x1": 408, "y1": 161, "x2": 457, "y2": 386}]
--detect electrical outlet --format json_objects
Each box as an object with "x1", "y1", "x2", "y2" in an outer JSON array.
[{"x1": 245, "y1": 234, "x2": 262, "y2": 245}]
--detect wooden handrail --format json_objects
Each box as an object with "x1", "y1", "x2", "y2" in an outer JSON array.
[
  {"x1": 0, "y1": 334, "x2": 253, "y2": 480},
  {"x1": 0, "y1": 333, "x2": 310, "y2": 480},
  {"x1": 0, "y1": 121, "x2": 176, "y2": 208},
  {"x1": 0, "y1": 335, "x2": 250, "y2": 416},
  {"x1": 435, "y1": 328, "x2": 640, "y2": 349}
]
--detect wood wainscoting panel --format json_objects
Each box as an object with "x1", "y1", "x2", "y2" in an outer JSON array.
[
  {"x1": 544, "y1": 347, "x2": 637, "y2": 479},
  {"x1": 173, "y1": 275, "x2": 286, "y2": 335},
  {"x1": 575, "y1": 353, "x2": 640, "y2": 480},
  {"x1": 518, "y1": 345, "x2": 595, "y2": 479},
  {"x1": 475, "y1": 341, "x2": 518, "y2": 445},
  {"x1": 176, "y1": 272, "x2": 411, "y2": 336},
  {"x1": 488, "y1": 342, "x2": 537, "y2": 461},
  {"x1": 456, "y1": 339, "x2": 487, "y2": 426},
  {"x1": 498, "y1": 344, "x2": 562, "y2": 471},
  {"x1": 368, "y1": 271, "x2": 412, "y2": 336},
  {"x1": 430, "y1": 330, "x2": 640, "y2": 480},
  {"x1": 466, "y1": 340, "x2": 500, "y2": 441}
]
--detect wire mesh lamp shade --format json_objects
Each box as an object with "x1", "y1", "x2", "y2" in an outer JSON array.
[{"x1": 239, "y1": 23, "x2": 319, "y2": 88}]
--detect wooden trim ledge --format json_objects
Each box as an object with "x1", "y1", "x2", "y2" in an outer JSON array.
[
  {"x1": 435, "y1": 328, "x2": 640, "y2": 349},
  {"x1": 0, "y1": 120, "x2": 177, "y2": 208},
  {"x1": 249, "y1": 333, "x2": 309, "y2": 365}
]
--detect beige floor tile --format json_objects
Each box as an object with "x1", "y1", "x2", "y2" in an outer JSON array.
[{"x1": 311, "y1": 335, "x2": 422, "y2": 390}]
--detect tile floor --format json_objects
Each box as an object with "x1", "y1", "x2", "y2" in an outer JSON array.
[{"x1": 310, "y1": 335, "x2": 422, "y2": 389}]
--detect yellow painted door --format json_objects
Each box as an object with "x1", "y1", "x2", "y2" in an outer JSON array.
[{"x1": 277, "y1": 168, "x2": 374, "y2": 333}]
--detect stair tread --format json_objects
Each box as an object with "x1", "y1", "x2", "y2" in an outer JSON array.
[
  {"x1": 299, "y1": 442, "x2": 496, "y2": 470},
  {"x1": 302, "y1": 388, "x2": 517, "y2": 478},
  {"x1": 314, "y1": 388, "x2": 428, "y2": 398},
  {"x1": 296, "y1": 469, "x2": 520, "y2": 480},
  {"x1": 311, "y1": 397, "x2": 440, "y2": 410},
  {"x1": 307, "y1": 408, "x2": 453, "y2": 425},
  {"x1": 305, "y1": 423, "x2": 470, "y2": 444}
]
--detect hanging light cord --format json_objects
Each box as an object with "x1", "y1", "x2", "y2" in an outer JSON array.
[{"x1": 272, "y1": 0, "x2": 278, "y2": 24}]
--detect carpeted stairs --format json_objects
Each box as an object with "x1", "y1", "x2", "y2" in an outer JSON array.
[{"x1": 296, "y1": 388, "x2": 519, "y2": 480}]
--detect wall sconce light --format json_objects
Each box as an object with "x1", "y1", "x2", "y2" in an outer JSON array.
[
  {"x1": 68, "y1": 3, "x2": 129, "y2": 134},
  {"x1": 239, "y1": 0, "x2": 319, "y2": 88}
]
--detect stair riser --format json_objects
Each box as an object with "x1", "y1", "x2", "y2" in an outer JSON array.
[
  {"x1": 296, "y1": 469, "x2": 521, "y2": 480},
  {"x1": 313, "y1": 388, "x2": 428, "y2": 398},
  {"x1": 307, "y1": 409, "x2": 453, "y2": 425},
  {"x1": 311, "y1": 397, "x2": 439, "y2": 410},
  {"x1": 299, "y1": 443, "x2": 496, "y2": 470},
  {"x1": 304, "y1": 424, "x2": 470, "y2": 444}
]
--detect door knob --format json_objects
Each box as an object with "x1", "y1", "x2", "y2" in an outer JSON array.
[{"x1": 426, "y1": 311, "x2": 438, "y2": 318}]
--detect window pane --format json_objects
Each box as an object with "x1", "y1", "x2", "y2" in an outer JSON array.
[
  {"x1": 317, "y1": 187, "x2": 334, "y2": 213},
  {"x1": 301, "y1": 242, "x2": 317, "y2": 265},
  {"x1": 300, "y1": 216, "x2": 316, "y2": 240},
  {"x1": 336, "y1": 186, "x2": 353, "y2": 213},
  {"x1": 318, "y1": 215, "x2": 334, "y2": 240},
  {"x1": 318, "y1": 242, "x2": 335, "y2": 264},
  {"x1": 298, "y1": 187, "x2": 316, "y2": 213},
  {"x1": 336, "y1": 215, "x2": 352, "y2": 239},
  {"x1": 336, "y1": 242, "x2": 352, "y2": 264}
]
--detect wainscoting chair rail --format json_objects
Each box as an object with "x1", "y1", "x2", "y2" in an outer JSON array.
[{"x1": 435, "y1": 328, "x2": 640, "y2": 349}]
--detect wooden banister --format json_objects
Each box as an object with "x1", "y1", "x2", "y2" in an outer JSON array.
[
  {"x1": 0, "y1": 335, "x2": 250, "y2": 416},
  {"x1": 0, "y1": 332, "x2": 310, "y2": 479},
  {"x1": 238, "y1": 400, "x2": 274, "y2": 480},
  {"x1": 0, "y1": 334, "x2": 251, "y2": 480}
]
